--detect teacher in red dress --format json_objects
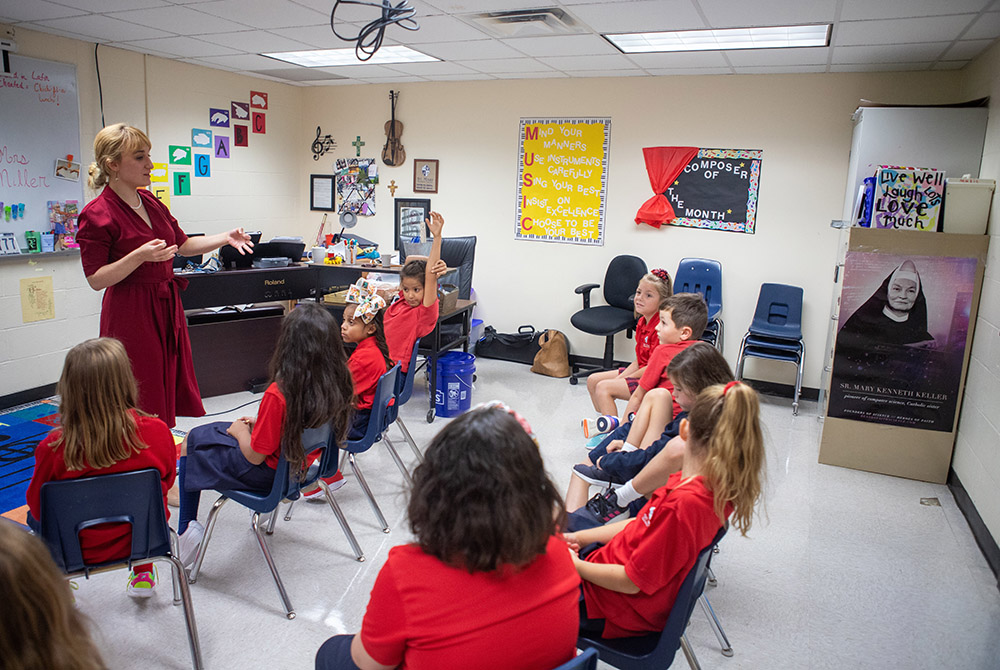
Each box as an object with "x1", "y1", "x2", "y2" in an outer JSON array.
[{"x1": 76, "y1": 123, "x2": 253, "y2": 427}]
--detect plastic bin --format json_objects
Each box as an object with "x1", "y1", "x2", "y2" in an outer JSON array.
[
  {"x1": 943, "y1": 178, "x2": 994, "y2": 235},
  {"x1": 435, "y1": 351, "x2": 476, "y2": 418}
]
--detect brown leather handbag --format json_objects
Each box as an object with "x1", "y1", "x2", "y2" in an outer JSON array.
[{"x1": 531, "y1": 330, "x2": 571, "y2": 378}]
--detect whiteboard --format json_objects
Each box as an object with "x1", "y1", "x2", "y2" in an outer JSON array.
[{"x1": 0, "y1": 55, "x2": 83, "y2": 249}]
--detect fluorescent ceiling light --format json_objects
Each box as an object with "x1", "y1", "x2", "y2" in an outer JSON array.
[
  {"x1": 263, "y1": 45, "x2": 439, "y2": 67},
  {"x1": 606, "y1": 24, "x2": 831, "y2": 53}
]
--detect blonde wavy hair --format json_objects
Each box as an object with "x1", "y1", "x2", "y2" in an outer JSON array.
[
  {"x1": 686, "y1": 382, "x2": 765, "y2": 536},
  {"x1": 87, "y1": 123, "x2": 151, "y2": 190},
  {"x1": 0, "y1": 522, "x2": 106, "y2": 670},
  {"x1": 50, "y1": 338, "x2": 149, "y2": 470}
]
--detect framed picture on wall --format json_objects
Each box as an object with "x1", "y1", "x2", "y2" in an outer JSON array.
[
  {"x1": 310, "y1": 174, "x2": 335, "y2": 211},
  {"x1": 394, "y1": 198, "x2": 431, "y2": 251},
  {"x1": 413, "y1": 159, "x2": 439, "y2": 193}
]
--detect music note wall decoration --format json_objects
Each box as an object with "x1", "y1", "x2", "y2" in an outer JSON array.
[{"x1": 311, "y1": 126, "x2": 337, "y2": 160}]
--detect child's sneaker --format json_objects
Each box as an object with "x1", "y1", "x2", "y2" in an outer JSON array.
[
  {"x1": 582, "y1": 415, "x2": 619, "y2": 438},
  {"x1": 586, "y1": 488, "x2": 630, "y2": 524},
  {"x1": 305, "y1": 471, "x2": 347, "y2": 503},
  {"x1": 584, "y1": 433, "x2": 605, "y2": 450},
  {"x1": 573, "y1": 463, "x2": 622, "y2": 487},
  {"x1": 178, "y1": 520, "x2": 205, "y2": 570},
  {"x1": 126, "y1": 566, "x2": 157, "y2": 599}
]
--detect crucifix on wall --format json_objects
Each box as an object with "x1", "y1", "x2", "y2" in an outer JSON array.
[{"x1": 352, "y1": 135, "x2": 365, "y2": 157}]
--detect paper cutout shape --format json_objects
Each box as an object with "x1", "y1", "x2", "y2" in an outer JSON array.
[
  {"x1": 192, "y1": 129, "x2": 212, "y2": 147},
  {"x1": 252, "y1": 111, "x2": 266, "y2": 134},
  {"x1": 174, "y1": 171, "x2": 191, "y2": 195},
  {"x1": 169, "y1": 146, "x2": 192, "y2": 165},
  {"x1": 250, "y1": 91, "x2": 268, "y2": 109},
  {"x1": 209, "y1": 108, "x2": 230, "y2": 127},
  {"x1": 151, "y1": 185, "x2": 170, "y2": 207},
  {"x1": 232, "y1": 101, "x2": 250, "y2": 120},
  {"x1": 234, "y1": 125, "x2": 248, "y2": 147},
  {"x1": 194, "y1": 154, "x2": 211, "y2": 177},
  {"x1": 214, "y1": 136, "x2": 230, "y2": 158},
  {"x1": 151, "y1": 163, "x2": 168, "y2": 182}
]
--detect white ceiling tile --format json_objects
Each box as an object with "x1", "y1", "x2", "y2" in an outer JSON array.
[
  {"x1": 463, "y1": 58, "x2": 556, "y2": 73},
  {"x1": 0, "y1": 0, "x2": 85, "y2": 22},
  {"x1": 417, "y1": 39, "x2": 524, "y2": 60},
  {"x1": 830, "y1": 62, "x2": 934, "y2": 72},
  {"x1": 568, "y1": 0, "x2": 706, "y2": 33},
  {"x1": 119, "y1": 35, "x2": 239, "y2": 58},
  {"x1": 941, "y1": 38, "x2": 996, "y2": 60},
  {"x1": 193, "y1": 0, "x2": 327, "y2": 30},
  {"x1": 355, "y1": 75, "x2": 428, "y2": 83},
  {"x1": 832, "y1": 43, "x2": 951, "y2": 63},
  {"x1": 50, "y1": 0, "x2": 168, "y2": 11},
  {"x1": 177, "y1": 57, "x2": 237, "y2": 71},
  {"x1": 698, "y1": 0, "x2": 838, "y2": 27},
  {"x1": 733, "y1": 64, "x2": 829, "y2": 74},
  {"x1": 199, "y1": 30, "x2": 314, "y2": 52},
  {"x1": 32, "y1": 15, "x2": 172, "y2": 42},
  {"x1": 313, "y1": 63, "x2": 412, "y2": 77},
  {"x1": 625, "y1": 50, "x2": 731, "y2": 68},
  {"x1": 538, "y1": 54, "x2": 641, "y2": 71},
  {"x1": 566, "y1": 69, "x2": 648, "y2": 77},
  {"x1": 962, "y1": 11, "x2": 1000, "y2": 40},
  {"x1": 500, "y1": 34, "x2": 618, "y2": 57},
  {"x1": 109, "y1": 5, "x2": 249, "y2": 35},
  {"x1": 932, "y1": 60, "x2": 969, "y2": 70},
  {"x1": 107, "y1": 42, "x2": 180, "y2": 60},
  {"x1": 422, "y1": 0, "x2": 542, "y2": 12},
  {"x1": 383, "y1": 60, "x2": 477, "y2": 75},
  {"x1": 421, "y1": 73, "x2": 496, "y2": 81},
  {"x1": 492, "y1": 71, "x2": 563, "y2": 79},
  {"x1": 726, "y1": 46, "x2": 830, "y2": 66},
  {"x1": 270, "y1": 24, "x2": 355, "y2": 48},
  {"x1": 301, "y1": 79, "x2": 360, "y2": 86},
  {"x1": 187, "y1": 52, "x2": 291, "y2": 69},
  {"x1": 389, "y1": 14, "x2": 490, "y2": 43},
  {"x1": 841, "y1": 0, "x2": 994, "y2": 21},
  {"x1": 835, "y1": 15, "x2": 975, "y2": 46},
  {"x1": 642, "y1": 67, "x2": 734, "y2": 76}
]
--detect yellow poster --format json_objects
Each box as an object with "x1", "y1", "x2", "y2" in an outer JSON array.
[
  {"x1": 150, "y1": 184, "x2": 170, "y2": 207},
  {"x1": 20, "y1": 276, "x2": 55, "y2": 323},
  {"x1": 516, "y1": 118, "x2": 610, "y2": 245}
]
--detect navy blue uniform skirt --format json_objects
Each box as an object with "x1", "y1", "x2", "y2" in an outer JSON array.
[{"x1": 184, "y1": 421, "x2": 276, "y2": 492}]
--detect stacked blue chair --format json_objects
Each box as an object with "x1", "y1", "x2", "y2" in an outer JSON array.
[
  {"x1": 735, "y1": 283, "x2": 805, "y2": 414},
  {"x1": 189, "y1": 423, "x2": 358, "y2": 618},
  {"x1": 576, "y1": 527, "x2": 726, "y2": 670},
  {"x1": 674, "y1": 257, "x2": 724, "y2": 351},
  {"x1": 39, "y1": 468, "x2": 203, "y2": 669}
]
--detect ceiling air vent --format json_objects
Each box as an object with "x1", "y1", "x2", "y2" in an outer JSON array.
[{"x1": 467, "y1": 7, "x2": 580, "y2": 38}]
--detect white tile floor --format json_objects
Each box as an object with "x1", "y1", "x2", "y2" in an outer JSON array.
[{"x1": 71, "y1": 357, "x2": 1000, "y2": 669}]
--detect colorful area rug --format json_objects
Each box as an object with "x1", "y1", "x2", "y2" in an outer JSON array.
[{"x1": 0, "y1": 399, "x2": 60, "y2": 523}]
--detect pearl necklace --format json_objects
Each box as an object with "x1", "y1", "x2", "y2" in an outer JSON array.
[{"x1": 129, "y1": 195, "x2": 143, "y2": 210}]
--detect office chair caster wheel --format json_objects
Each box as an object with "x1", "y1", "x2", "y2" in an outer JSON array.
[
  {"x1": 569, "y1": 376, "x2": 578, "y2": 385},
  {"x1": 426, "y1": 409, "x2": 435, "y2": 423}
]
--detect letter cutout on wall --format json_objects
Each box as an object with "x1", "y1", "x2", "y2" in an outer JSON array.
[
  {"x1": 234, "y1": 125, "x2": 248, "y2": 147},
  {"x1": 214, "y1": 136, "x2": 230, "y2": 158},
  {"x1": 174, "y1": 171, "x2": 191, "y2": 195},
  {"x1": 252, "y1": 112, "x2": 266, "y2": 134},
  {"x1": 194, "y1": 154, "x2": 211, "y2": 177}
]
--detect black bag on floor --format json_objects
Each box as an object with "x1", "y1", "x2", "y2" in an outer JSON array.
[{"x1": 476, "y1": 325, "x2": 542, "y2": 365}]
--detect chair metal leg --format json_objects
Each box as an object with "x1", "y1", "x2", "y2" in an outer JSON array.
[
  {"x1": 250, "y1": 511, "x2": 295, "y2": 619},
  {"x1": 164, "y1": 554, "x2": 204, "y2": 669},
  {"x1": 706, "y1": 565, "x2": 717, "y2": 587},
  {"x1": 793, "y1": 342, "x2": 805, "y2": 415},
  {"x1": 716, "y1": 319, "x2": 724, "y2": 354},
  {"x1": 735, "y1": 332, "x2": 750, "y2": 380},
  {"x1": 700, "y1": 594, "x2": 734, "y2": 657},
  {"x1": 264, "y1": 507, "x2": 280, "y2": 535},
  {"x1": 169, "y1": 528, "x2": 182, "y2": 605},
  {"x1": 395, "y1": 417, "x2": 423, "y2": 462},
  {"x1": 283, "y1": 500, "x2": 297, "y2": 522},
  {"x1": 319, "y1": 479, "x2": 365, "y2": 562},
  {"x1": 382, "y1": 434, "x2": 414, "y2": 487},
  {"x1": 347, "y1": 453, "x2": 390, "y2": 533},
  {"x1": 189, "y1": 495, "x2": 229, "y2": 583},
  {"x1": 680, "y1": 632, "x2": 703, "y2": 670}
]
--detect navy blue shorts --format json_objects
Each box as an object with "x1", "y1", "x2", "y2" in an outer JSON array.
[{"x1": 184, "y1": 421, "x2": 276, "y2": 493}]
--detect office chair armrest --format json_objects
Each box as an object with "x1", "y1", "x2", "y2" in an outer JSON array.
[{"x1": 575, "y1": 282, "x2": 600, "y2": 309}]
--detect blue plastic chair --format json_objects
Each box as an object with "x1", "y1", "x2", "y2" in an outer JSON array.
[
  {"x1": 675, "y1": 257, "x2": 724, "y2": 351},
  {"x1": 189, "y1": 423, "x2": 352, "y2": 618},
  {"x1": 340, "y1": 364, "x2": 406, "y2": 533},
  {"x1": 576, "y1": 526, "x2": 726, "y2": 670},
  {"x1": 735, "y1": 283, "x2": 805, "y2": 414},
  {"x1": 38, "y1": 469, "x2": 203, "y2": 669},
  {"x1": 385, "y1": 338, "x2": 425, "y2": 463},
  {"x1": 552, "y1": 648, "x2": 599, "y2": 670}
]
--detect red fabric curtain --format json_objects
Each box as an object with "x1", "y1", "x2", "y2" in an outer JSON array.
[{"x1": 635, "y1": 146, "x2": 699, "y2": 228}]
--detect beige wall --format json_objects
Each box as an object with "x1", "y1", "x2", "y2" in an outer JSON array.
[
  {"x1": 953, "y1": 41, "x2": 1000, "y2": 548},
  {"x1": 298, "y1": 72, "x2": 966, "y2": 388}
]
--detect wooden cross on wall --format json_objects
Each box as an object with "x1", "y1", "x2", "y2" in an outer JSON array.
[
  {"x1": 352, "y1": 135, "x2": 365, "y2": 157},
  {"x1": 388, "y1": 179, "x2": 398, "y2": 196}
]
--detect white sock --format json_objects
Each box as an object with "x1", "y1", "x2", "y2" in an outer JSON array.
[
  {"x1": 622, "y1": 442, "x2": 638, "y2": 452},
  {"x1": 615, "y1": 481, "x2": 641, "y2": 506}
]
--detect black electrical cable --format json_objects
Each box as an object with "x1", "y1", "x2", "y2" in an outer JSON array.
[
  {"x1": 330, "y1": 0, "x2": 419, "y2": 62},
  {"x1": 200, "y1": 397, "x2": 261, "y2": 417},
  {"x1": 94, "y1": 43, "x2": 105, "y2": 127}
]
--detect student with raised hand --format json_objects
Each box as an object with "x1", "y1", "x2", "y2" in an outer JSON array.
[{"x1": 565, "y1": 382, "x2": 765, "y2": 639}]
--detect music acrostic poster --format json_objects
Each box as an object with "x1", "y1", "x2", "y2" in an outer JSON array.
[
  {"x1": 827, "y1": 250, "x2": 977, "y2": 432},
  {"x1": 515, "y1": 118, "x2": 610, "y2": 245}
]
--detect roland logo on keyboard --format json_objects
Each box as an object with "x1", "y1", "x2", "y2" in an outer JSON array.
[{"x1": 264, "y1": 279, "x2": 286, "y2": 286}]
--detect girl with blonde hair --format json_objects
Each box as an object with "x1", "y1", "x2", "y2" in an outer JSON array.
[
  {"x1": 26, "y1": 338, "x2": 177, "y2": 598},
  {"x1": 77, "y1": 122, "x2": 254, "y2": 427},
  {"x1": 564, "y1": 381, "x2": 764, "y2": 639}
]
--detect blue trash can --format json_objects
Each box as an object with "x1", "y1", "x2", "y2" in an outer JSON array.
[{"x1": 435, "y1": 352, "x2": 476, "y2": 418}]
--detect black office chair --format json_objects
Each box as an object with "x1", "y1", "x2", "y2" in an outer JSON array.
[{"x1": 569, "y1": 255, "x2": 648, "y2": 385}]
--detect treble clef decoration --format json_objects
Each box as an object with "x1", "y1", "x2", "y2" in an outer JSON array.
[{"x1": 312, "y1": 126, "x2": 337, "y2": 161}]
